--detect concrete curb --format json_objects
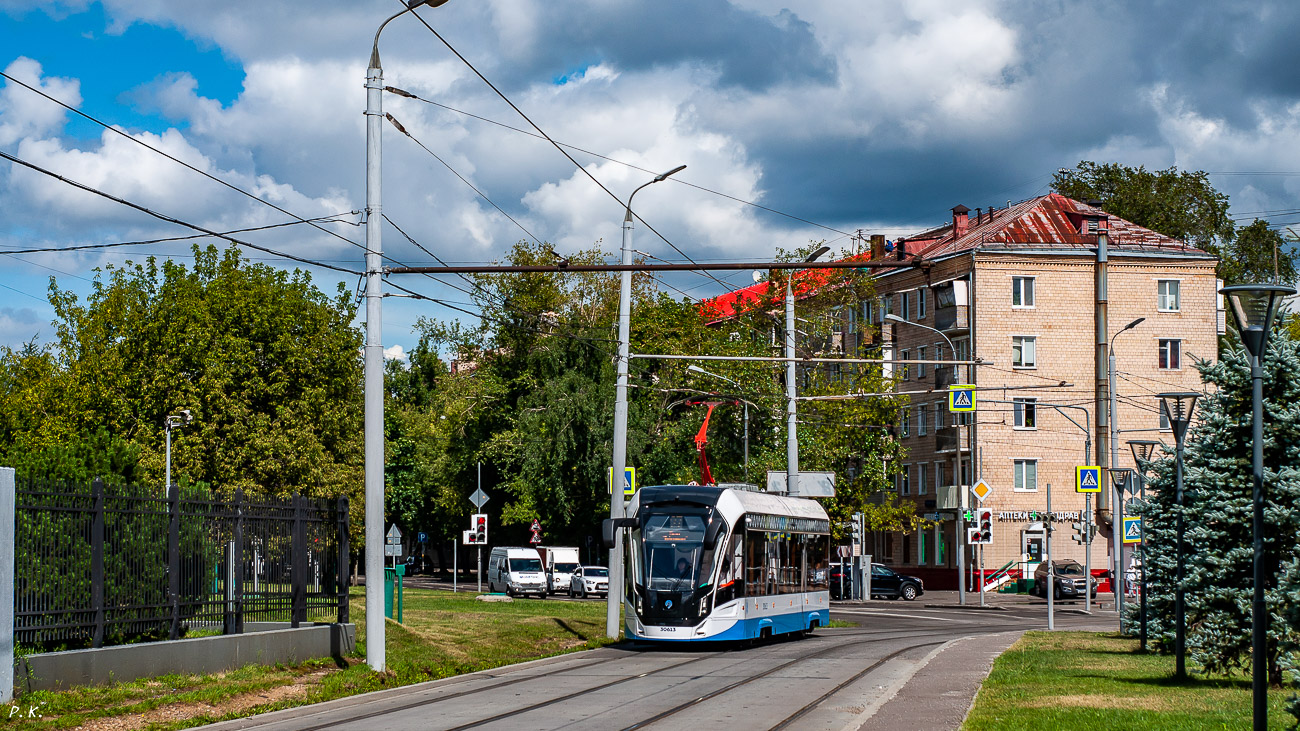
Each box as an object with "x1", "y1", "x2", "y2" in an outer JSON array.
[{"x1": 921, "y1": 603, "x2": 1010, "y2": 611}]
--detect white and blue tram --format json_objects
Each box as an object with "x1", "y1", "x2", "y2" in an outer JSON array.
[{"x1": 607, "y1": 485, "x2": 832, "y2": 642}]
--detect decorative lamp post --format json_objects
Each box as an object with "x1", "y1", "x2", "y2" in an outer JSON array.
[
  {"x1": 1219, "y1": 282, "x2": 1296, "y2": 731},
  {"x1": 1128, "y1": 439, "x2": 1161, "y2": 652},
  {"x1": 1108, "y1": 467, "x2": 1134, "y2": 633},
  {"x1": 163, "y1": 409, "x2": 193, "y2": 495},
  {"x1": 1157, "y1": 391, "x2": 1199, "y2": 680}
]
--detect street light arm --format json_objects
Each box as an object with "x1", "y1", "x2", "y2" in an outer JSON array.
[
  {"x1": 370, "y1": 7, "x2": 414, "y2": 69},
  {"x1": 625, "y1": 165, "x2": 686, "y2": 223},
  {"x1": 883, "y1": 314, "x2": 955, "y2": 354}
]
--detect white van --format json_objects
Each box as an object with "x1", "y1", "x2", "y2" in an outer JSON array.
[
  {"x1": 487, "y1": 547, "x2": 547, "y2": 598},
  {"x1": 537, "y1": 546, "x2": 580, "y2": 596}
]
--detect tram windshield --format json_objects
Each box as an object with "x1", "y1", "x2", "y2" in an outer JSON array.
[{"x1": 633, "y1": 508, "x2": 722, "y2": 593}]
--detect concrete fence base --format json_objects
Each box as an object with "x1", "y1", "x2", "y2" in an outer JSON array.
[{"x1": 13, "y1": 622, "x2": 355, "y2": 695}]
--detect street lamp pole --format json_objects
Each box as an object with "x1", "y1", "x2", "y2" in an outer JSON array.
[
  {"x1": 786, "y1": 246, "x2": 829, "y2": 499},
  {"x1": 1128, "y1": 439, "x2": 1160, "y2": 652},
  {"x1": 1109, "y1": 316, "x2": 1144, "y2": 625},
  {"x1": 609, "y1": 165, "x2": 685, "y2": 639},
  {"x1": 1220, "y1": 283, "x2": 1295, "y2": 731},
  {"x1": 1157, "y1": 391, "x2": 1199, "y2": 681},
  {"x1": 365, "y1": 0, "x2": 450, "y2": 672},
  {"x1": 685, "y1": 365, "x2": 750, "y2": 481},
  {"x1": 163, "y1": 410, "x2": 192, "y2": 495},
  {"x1": 884, "y1": 314, "x2": 964, "y2": 604}
]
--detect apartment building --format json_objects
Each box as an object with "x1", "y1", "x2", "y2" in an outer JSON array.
[{"x1": 865, "y1": 194, "x2": 1219, "y2": 589}]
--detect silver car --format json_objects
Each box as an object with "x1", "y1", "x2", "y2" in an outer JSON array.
[{"x1": 568, "y1": 565, "x2": 609, "y2": 598}]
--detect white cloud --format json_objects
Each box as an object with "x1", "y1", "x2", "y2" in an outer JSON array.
[
  {"x1": 0, "y1": 58, "x2": 80, "y2": 146},
  {"x1": 383, "y1": 344, "x2": 407, "y2": 361}
]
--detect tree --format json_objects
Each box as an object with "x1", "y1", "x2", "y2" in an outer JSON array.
[
  {"x1": 1218, "y1": 219, "x2": 1298, "y2": 285},
  {"x1": 1131, "y1": 327, "x2": 1300, "y2": 685},
  {"x1": 1052, "y1": 161, "x2": 1234, "y2": 257},
  {"x1": 389, "y1": 240, "x2": 917, "y2": 549},
  {"x1": 0, "y1": 245, "x2": 364, "y2": 499}
]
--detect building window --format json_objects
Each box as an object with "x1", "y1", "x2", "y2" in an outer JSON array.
[
  {"x1": 1012, "y1": 276, "x2": 1035, "y2": 308},
  {"x1": 864, "y1": 300, "x2": 876, "y2": 325},
  {"x1": 882, "y1": 295, "x2": 893, "y2": 319},
  {"x1": 935, "y1": 525, "x2": 945, "y2": 566},
  {"x1": 933, "y1": 402, "x2": 943, "y2": 432},
  {"x1": 1014, "y1": 398, "x2": 1037, "y2": 429},
  {"x1": 1014, "y1": 459, "x2": 1038, "y2": 492},
  {"x1": 900, "y1": 465, "x2": 911, "y2": 495},
  {"x1": 919, "y1": 532, "x2": 927, "y2": 565},
  {"x1": 1012, "y1": 336, "x2": 1037, "y2": 368},
  {"x1": 917, "y1": 463, "x2": 928, "y2": 494},
  {"x1": 900, "y1": 349, "x2": 910, "y2": 380},
  {"x1": 900, "y1": 408, "x2": 910, "y2": 437},
  {"x1": 917, "y1": 346, "x2": 927, "y2": 379},
  {"x1": 935, "y1": 462, "x2": 946, "y2": 491},
  {"x1": 918, "y1": 288, "x2": 927, "y2": 319},
  {"x1": 903, "y1": 533, "x2": 911, "y2": 564},
  {"x1": 1158, "y1": 280, "x2": 1181, "y2": 312},
  {"x1": 1159, "y1": 408, "x2": 1171, "y2": 432},
  {"x1": 901, "y1": 291, "x2": 912, "y2": 320},
  {"x1": 884, "y1": 533, "x2": 895, "y2": 560},
  {"x1": 1159, "y1": 339, "x2": 1181, "y2": 370},
  {"x1": 916, "y1": 405, "x2": 927, "y2": 436}
]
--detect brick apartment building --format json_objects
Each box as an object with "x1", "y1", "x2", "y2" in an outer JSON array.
[{"x1": 860, "y1": 194, "x2": 1220, "y2": 589}]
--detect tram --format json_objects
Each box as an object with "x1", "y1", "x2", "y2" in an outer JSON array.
[{"x1": 604, "y1": 484, "x2": 831, "y2": 642}]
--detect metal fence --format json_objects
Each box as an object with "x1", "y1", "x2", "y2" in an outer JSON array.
[{"x1": 15, "y1": 476, "x2": 349, "y2": 651}]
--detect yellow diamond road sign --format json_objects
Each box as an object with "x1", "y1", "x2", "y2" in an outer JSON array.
[
  {"x1": 971, "y1": 479, "x2": 992, "y2": 503},
  {"x1": 948, "y1": 385, "x2": 976, "y2": 412}
]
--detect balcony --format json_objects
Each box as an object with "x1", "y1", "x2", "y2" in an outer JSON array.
[
  {"x1": 933, "y1": 305, "x2": 969, "y2": 333},
  {"x1": 936, "y1": 485, "x2": 961, "y2": 510},
  {"x1": 934, "y1": 367, "x2": 968, "y2": 390}
]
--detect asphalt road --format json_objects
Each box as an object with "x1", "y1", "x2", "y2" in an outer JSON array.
[{"x1": 200, "y1": 602, "x2": 1111, "y2": 731}]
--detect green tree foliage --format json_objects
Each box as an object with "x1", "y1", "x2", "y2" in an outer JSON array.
[
  {"x1": 1052, "y1": 161, "x2": 1234, "y2": 255},
  {"x1": 1218, "y1": 219, "x2": 1298, "y2": 285},
  {"x1": 0, "y1": 245, "x2": 363, "y2": 499},
  {"x1": 1131, "y1": 327, "x2": 1300, "y2": 687},
  {"x1": 385, "y1": 240, "x2": 915, "y2": 548}
]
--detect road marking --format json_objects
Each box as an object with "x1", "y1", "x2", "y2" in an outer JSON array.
[{"x1": 833, "y1": 609, "x2": 970, "y2": 623}]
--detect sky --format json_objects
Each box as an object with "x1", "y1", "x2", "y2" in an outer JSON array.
[{"x1": 2, "y1": 0, "x2": 1300, "y2": 356}]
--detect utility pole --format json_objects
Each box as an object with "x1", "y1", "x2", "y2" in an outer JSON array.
[{"x1": 608, "y1": 166, "x2": 684, "y2": 639}]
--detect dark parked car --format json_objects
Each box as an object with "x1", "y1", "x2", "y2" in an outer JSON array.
[
  {"x1": 870, "y1": 563, "x2": 924, "y2": 601},
  {"x1": 830, "y1": 568, "x2": 853, "y2": 599},
  {"x1": 1033, "y1": 560, "x2": 1097, "y2": 601}
]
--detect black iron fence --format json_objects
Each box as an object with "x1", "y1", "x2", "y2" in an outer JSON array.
[{"x1": 15, "y1": 476, "x2": 349, "y2": 651}]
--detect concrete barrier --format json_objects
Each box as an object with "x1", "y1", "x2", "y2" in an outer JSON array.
[{"x1": 13, "y1": 623, "x2": 354, "y2": 694}]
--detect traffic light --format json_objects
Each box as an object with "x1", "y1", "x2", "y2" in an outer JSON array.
[
  {"x1": 966, "y1": 526, "x2": 981, "y2": 545},
  {"x1": 851, "y1": 512, "x2": 863, "y2": 542},
  {"x1": 976, "y1": 508, "x2": 993, "y2": 544},
  {"x1": 472, "y1": 513, "x2": 487, "y2": 544}
]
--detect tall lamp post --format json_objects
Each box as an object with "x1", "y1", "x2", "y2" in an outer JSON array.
[
  {"x1": 1109, "y1": 316, "x2": 1144, "y2": 621},
  {"x1": 685, "y1": 364, "x2": 750, "y2": 481},
  {"x1": 884, "y1": 313, "x2": 966, "y2": 605},
  {"x1": 609, "y1": 165, "x2": 686, "y2": 639},
  {"x1": 365, "y1": 0, "x2": 451, "y2": 672},
  {"x1": 786, "y1": 246, "x2": 829, "y2": 499},
  {"x1": 1128, "y1": 439, "x2": 1161, "y2": 652},
  {"x1": 1220, "y1": 283, "x2": 1295, "y2": 730},
  {"x1": 1157, "y1": 390, "x2": 1199, "y2": 680},
  {"x1": 1108, "y1": 468, "x2": 1134, "y2": 632},
  {"x1": 164, "y1": 409, "x2": 193, "y2": 495}
]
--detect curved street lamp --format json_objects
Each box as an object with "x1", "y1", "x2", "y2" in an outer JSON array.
[
  {"x1": 363, "y1": 0, "x2": 453, "y2": 673},
  {"x1": 609, "y1": 165, "x2": 685, "y2": 639},
  {"x1": 1128, "y1": 438, "x2": 1162, "y2": 652},
  {"x1": 1157, "y1": 390, "x2": 1198, "y2": 680},
  {"x1": 1220, "y1": 282, "x2": 1296, "y2": 730}
]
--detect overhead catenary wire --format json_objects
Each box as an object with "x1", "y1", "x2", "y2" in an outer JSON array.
[
  {"x1": 0, "y1": 148, "x2": 362, "y2": 277},
  {"x1": 0, "y1": 214, "x2": 359, "y2": 255},
  {"x1": 384, "y1": 84, "x2": 853, "y2": 238}
]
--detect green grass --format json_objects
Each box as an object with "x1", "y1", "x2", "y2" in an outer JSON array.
[
  {"x1": 964, "y1": 631, "x2": 1295, "y2": 730},
  {"x1": 5, "y1": 588, "x2": 617, "y2": 730}
]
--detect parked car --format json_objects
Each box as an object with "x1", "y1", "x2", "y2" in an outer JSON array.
[
  {"x1": 1032, "y1": 560, "x2": 1098, "y2": 601},
  {"x1": 569, "y1": 565, "x2": 609, "y2": 598},
  {"x1": 869, "y1": 563, "x2": 924, "y2": 601}
]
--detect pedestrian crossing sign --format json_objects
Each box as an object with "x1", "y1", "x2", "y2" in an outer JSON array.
[
  {"x1": 1123, "y1": 516, "x2": 1142, "y2": 544},
  {"x1": 1076, "y1": 466, "x2": 1101, "y2": 493},
  {"x1": 948, "y1": 385, "x2": 976, "y2": 412}
]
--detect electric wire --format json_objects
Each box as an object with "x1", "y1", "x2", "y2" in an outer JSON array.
[
  {"x1": 0, "y1": 148, "x2": 362, "y2": 277},
  {"x1": 384, "y1": 84, "x2": 853, "y2": 237},
  {"x1": 0, "y1": 214, "x2": 359, "y2": 255},
  {"x1": 0, "y1": 69, "x2": 371, "y2": 255}
]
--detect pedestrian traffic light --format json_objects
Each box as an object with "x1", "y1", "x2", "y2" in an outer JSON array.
[
  {"x1": 976, "y1": 508, "x2": 993, "y2": 544},
  {"x1": 470, "y1": 513, "x2": 487, "y2": 544}
]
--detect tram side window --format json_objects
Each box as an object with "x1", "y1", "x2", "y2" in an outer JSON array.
[
  {"x1": 745, "y1": 529, "x2": 766, "y2": 596},
  {"x1": 781, "y1": 534, "x2": 805, "y2": 594},
  {"x1": 805, "y1": 534, "x2": 829, "y2": 591},
  {"x1": 715, "y1": 527, "x2": 744, "y2": 605}
]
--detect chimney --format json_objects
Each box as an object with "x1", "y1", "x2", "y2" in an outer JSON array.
[
  {"x1": 975, "y1": 207, "x2": 983, "y2": 224},
  {"x1": 951, "y1": 204, "x2": 970, "y2": 238}
]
